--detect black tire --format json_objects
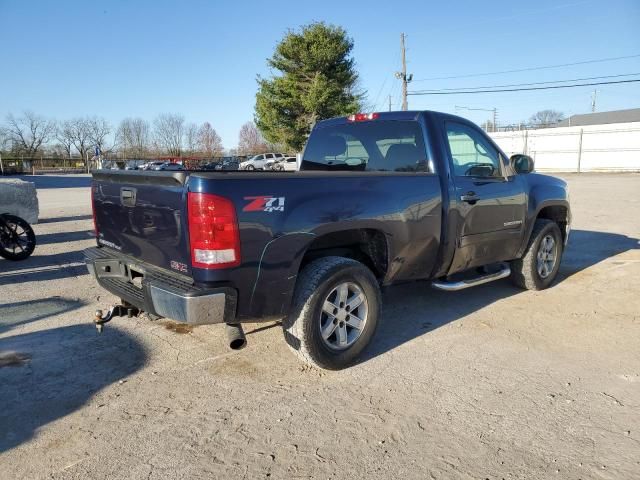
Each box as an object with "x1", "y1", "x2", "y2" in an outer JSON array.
[
  {"x1": 283, "y1": 256, "x2": 381, "y2": 370},
  {"x1": 510, "y1": 219, "x2": 563, "y2": 290},
  {"x1": 0, "y1": 214, "x2": 36, "y2": 261},
  {"x1": 246, "y1": 165, "x2": 255, "y2": 171}
]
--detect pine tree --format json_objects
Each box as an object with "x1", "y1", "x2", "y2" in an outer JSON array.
[{"x1": 255, "y1": 22, "x2": 363, "y2": 151}]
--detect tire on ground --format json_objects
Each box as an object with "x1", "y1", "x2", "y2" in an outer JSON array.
[
  {"x1": 510, "y1": 218, "x2": 563, "y2": 290},
  {"x1": 283, "y1": 256, "x2": 381, "y2": 370}
]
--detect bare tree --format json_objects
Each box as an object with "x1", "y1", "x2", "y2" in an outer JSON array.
[
  {"x1": 237, "y1": 121, "x2": 268, "y2": 155},
  {"x1": 197, "y1": 122, "x2": 223, "y2": 157},
  {"x1": 153, "y1": 113, "x2": 184, "y2": 156},
  {"x1": 4, "y1": 111, "x2": 56, "y2": 156},
  {"x1": 50, "y1": 143, "x2": 71, "y2": 158},
  {"x1": 0, "y1": 127, "x2": 9, "y2": 152},
  {"x1": 88, "y1": 117, "x2": 112, "y2": 154},
  {"x1": 55, "y1": 122, "x2": 74, "y2": 157},
  {"x1": 529, "y1": 110, "x2": 564, "y2": 128},
  {"x1": 184, "y1": 123, "x2": 199, "y2": 155},
  {"x1": 117, "y1": 117, "x2": 150, "y2": 158},
  {"x1": 58, "y1": 118, "x2": 93, "y2": 162}
]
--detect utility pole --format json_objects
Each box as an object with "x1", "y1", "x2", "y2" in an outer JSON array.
[
  {"x1": 591, "y1": 89, "x2": 598, "y2": 112},
  {"x1": 388, "y1": 95, "x2": 392, "y2": 112},
  {"x1": 395, "y1": 33, "x2": 412, "y2": 111}
]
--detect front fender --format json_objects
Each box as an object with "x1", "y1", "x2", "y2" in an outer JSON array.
[{"x1": 517, "y1": 173, "x2": 571, "y2": 257}]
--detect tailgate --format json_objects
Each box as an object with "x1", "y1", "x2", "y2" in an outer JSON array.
[{"x1": 92, "y1": 170, "x2": 193, "y2": 275}]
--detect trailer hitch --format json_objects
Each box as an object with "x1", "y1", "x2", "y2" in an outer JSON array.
[{"x1": 94, "y1": 304, "x2": 140, "y2": 333}]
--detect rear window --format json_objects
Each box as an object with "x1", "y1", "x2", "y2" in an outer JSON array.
[{"x1": 302, "y1": 121, "x2": 429, "y2": 172}]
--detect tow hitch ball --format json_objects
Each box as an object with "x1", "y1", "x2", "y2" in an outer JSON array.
[{"x1": 94, "y1": 304, "x2": 140, "y2": 333}]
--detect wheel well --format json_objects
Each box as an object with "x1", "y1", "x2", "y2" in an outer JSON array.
[
  {"x1": 537, "y1": 205, "x2": 569, "y2": 242},
  {"x1": 300, "y1": 229, "x2": 388, "y2": 279}
]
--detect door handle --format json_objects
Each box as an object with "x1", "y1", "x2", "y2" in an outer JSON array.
[{"x1": 460, "y1": 191, "x2": 479, "y2": 203}]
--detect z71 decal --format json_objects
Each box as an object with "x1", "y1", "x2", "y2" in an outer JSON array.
[{"x1": 243, "y1": 196, "x2": 285, "y2": 212}]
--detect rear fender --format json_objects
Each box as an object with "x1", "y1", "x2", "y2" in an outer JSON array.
[{"x1": 247, "y1": 219, "x2": 393, "y2": 319}]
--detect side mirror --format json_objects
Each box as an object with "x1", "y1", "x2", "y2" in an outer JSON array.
[{"x1": 510, "y1": 154, "x2": 534, "y2": 174}]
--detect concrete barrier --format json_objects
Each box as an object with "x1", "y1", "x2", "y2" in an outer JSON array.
[{"x1": 0, "y1": 179, "x2": 40, "y2": 224}]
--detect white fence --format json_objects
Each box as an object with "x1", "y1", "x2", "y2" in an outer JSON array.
[{"x1": 488, "y1": 122, "x2": 640, "y2": 172}]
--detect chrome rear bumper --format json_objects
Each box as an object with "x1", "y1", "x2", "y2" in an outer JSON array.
[{"x1": 85, "y1": 247, "x2": 237, "y2": 324}]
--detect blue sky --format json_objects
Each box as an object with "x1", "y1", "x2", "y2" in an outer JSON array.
[{"x1": 1, "y1": 0, "x2": 639, "y2": 149}]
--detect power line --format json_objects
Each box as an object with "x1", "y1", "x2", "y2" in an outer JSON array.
[
  {"x1": 455, "y1": 105, "x2": 498, "y2": 131},
  {"x1": 408, "y1": 78, "x2": 640, "y2": 95},
  {"x1": 387, "y1": 79, "x2": 400, "y2": 111},
  {"x1": 412, "y1": 54, "x2": 640, "y2": 82},
  {"x1": 410, "y1": 73, "x2": 640, "y2": 93},
  {"x1": 371, "y1": 76, "x2": 389, "y2": 111}
]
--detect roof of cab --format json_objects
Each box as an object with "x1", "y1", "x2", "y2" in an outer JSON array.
[
  {"x1": 313, "y1": 110, "x2": 480, "y2": 129},
  {"x1": 315, "y1": 110, "x2": 422, "y2": 128}
]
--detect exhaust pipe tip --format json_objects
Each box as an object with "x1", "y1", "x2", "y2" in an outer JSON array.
[{"x1": 225, "y1": 323, "x2": 247, "y2": 350}]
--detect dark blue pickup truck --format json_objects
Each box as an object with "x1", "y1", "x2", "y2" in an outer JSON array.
[{"x1": 86, "y1": 110, "x2": 570, "y2": 369}]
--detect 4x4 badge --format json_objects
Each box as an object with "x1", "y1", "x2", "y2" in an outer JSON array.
[{"x1": 243, "y1": 196, "x2": 285, "y2": 212}]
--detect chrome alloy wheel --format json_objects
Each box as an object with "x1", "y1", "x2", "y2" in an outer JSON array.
[
  {"x1": 319, "y1": 282, "x2": 368, "y2": 350},
  {"x1": 537, "y1": 234, "x2": 557, "y2": 279}
]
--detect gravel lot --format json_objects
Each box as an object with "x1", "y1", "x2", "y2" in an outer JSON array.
[{"x1": 1, "y1": 173, "x2": 639, "y2": 479}]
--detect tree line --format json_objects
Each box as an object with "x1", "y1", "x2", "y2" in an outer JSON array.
[
  {"x1": 1, "y1": 22, "x2": 365, "y2": 161},
  {"x1": 0, "y1": 111, "x2": 273, "y2": 160}
]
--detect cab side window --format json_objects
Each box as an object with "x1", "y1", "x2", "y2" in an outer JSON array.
[{"x1": 446, "y1": 123, "x2": 502, "y2": 178}]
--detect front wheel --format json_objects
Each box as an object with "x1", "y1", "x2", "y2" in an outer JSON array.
[
  {"x1": 245, "y1": 164, "x2": 255, "y2": 171},
  {"x1": 510, "y1": 219, "x2": 563, "y2": 290},
  {"x1": 283, "y1": 256, "x2": 381, "y2": 370},
  {"x1": 0, "y1": 214, "x2": 36, "y2": 261}
]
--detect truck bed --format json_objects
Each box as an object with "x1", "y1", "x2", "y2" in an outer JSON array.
[{"x1": 91, "y1": 169, "x2": 443, "y2": 320}]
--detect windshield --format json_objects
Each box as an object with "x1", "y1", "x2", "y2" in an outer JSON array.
[{"x1": 302, "y1": 120, "x2": 428, "y2": 172}]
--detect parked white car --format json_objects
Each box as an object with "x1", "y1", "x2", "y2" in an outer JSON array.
[
  {"x1": 272, "y1": 156, "x2": 298, "y2": 171},
  {"x1": 240, "y1": 153, "x2": 283, "y2": 170},
  {"x1": 140, "y1": 161, "x2": 166, "y2": 171},
  {"x1": 153, "y1": 162, "x2": 184, "y2": 171}
]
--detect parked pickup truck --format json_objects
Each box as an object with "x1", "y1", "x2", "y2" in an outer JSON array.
[{"x1": 86, "y1": 110, "x2": 570, "y2": 369}]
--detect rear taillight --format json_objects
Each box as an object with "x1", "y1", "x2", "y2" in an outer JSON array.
[
  {"x1": 347, "y1": 112, "x2": 379, "y2": 122},
  {"x1": 91, "y1": 185, "x2": 99, "y2": 238},
  {"x1": 187, "y1": 192, "x2": 241, "y2": 269}
]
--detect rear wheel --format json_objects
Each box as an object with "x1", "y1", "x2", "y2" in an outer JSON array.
[
  {"x1": 0, "y1": 214, "x2": 36, "y2": 261},
  {"x1": 283, "y1": 256, "x2": 381, "y2": 370},
  {"x1": 510, "y1": 219, "x2": 563, "y2": 290}
]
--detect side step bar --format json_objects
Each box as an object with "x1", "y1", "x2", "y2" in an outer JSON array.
[{"x1": 431, "y1": 264, "x2": 511, "y2": 291}]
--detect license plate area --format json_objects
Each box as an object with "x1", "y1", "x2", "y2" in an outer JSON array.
[
  {"x1": 95, "y1": 259, "x2": 145, "y2": 288},
  {"x1": 128, "y1": 265, "x2": 144, "y2": 289}
]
